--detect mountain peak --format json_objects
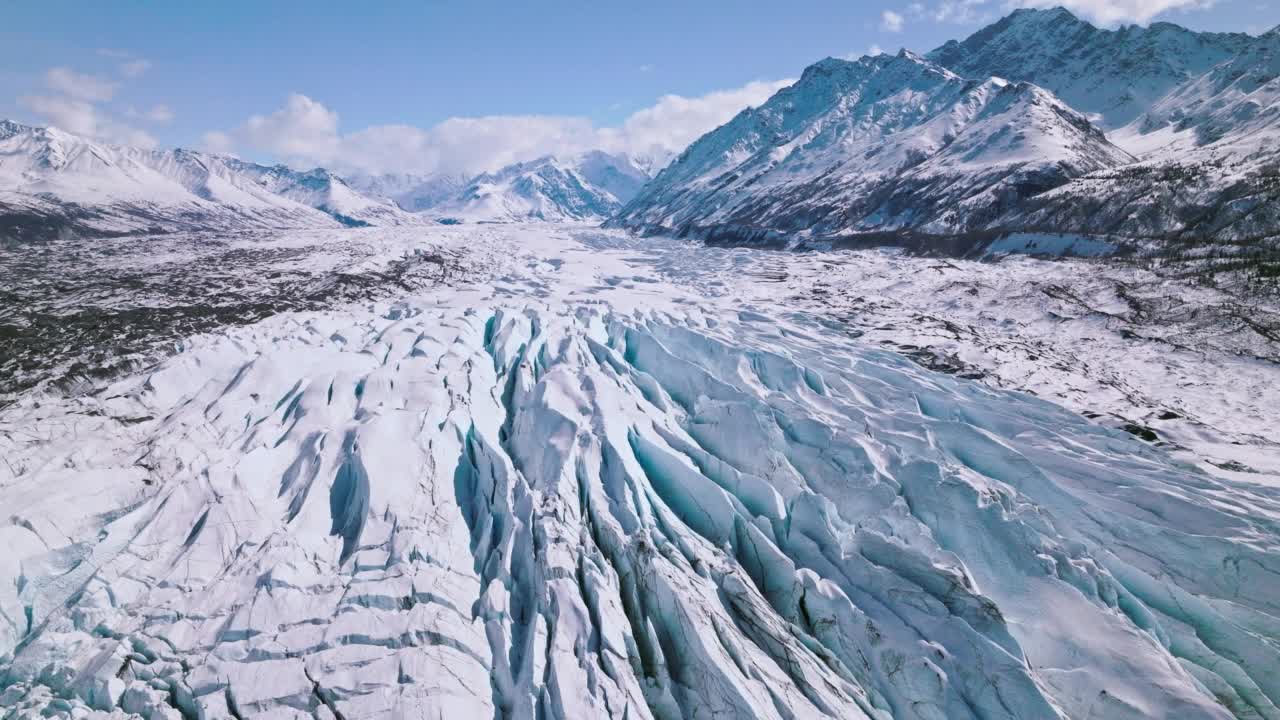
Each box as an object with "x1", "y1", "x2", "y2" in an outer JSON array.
[
  {"x1": 613, "y1": 39, "x2": 1129, "y2": 240},
  {"x1": 1006, "y1": 6, "x2": 1081, "y2": 23},
  {"x1": 432, "y1": 152, "x2": 650, "y2": 223},
  {"x1": 0, "y1": 119, "x2": 34, "y2": 140},
  {"x1": 927, "y1": 7, "x2": 1255, "y2": 128}
]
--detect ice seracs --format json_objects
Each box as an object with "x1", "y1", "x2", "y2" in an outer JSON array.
[{"x1": 1, "y1": 225, "x2": 1277, "y2": 719}]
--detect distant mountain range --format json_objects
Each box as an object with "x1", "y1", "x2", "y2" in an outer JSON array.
[
  {"x1": 0, "y1": 120, "x2": 417, "y2": 238},
  {"x1": 424, "y1": 151, "x2": 650, "y2": 223},
  {"x1": 4, "y1": 8, "x2": 1278, "y2": 248},
  {"x1": 611, "y1": 50, "x2": 1133, "y2": 244},
  {"x1": 613, "y1": 8, "x2": 1280, "y2": 248},
  {"x1": 0, "y1": 120, "x2": 652, "y2": 237}
]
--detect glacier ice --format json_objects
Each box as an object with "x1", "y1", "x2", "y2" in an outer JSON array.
[{"x1": 1, "y1": 228, "x2": 1278, "y2": 720}]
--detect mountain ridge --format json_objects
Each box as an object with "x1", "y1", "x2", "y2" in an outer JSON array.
[
  {"x1": 927, "y1": 6, "x2": 1258, "y2": 128},
  {"x1": 610, "y1": 49, "x2": 1131, "y2": 242},
  {"x1": 0, "y1": 120, "x2": 418, "y2": 236},
  {"x1": 613, "y1": 8, "x2": 1280, "y2": 248},
  {"x1": 430, "y1": 151, "x2": 650, "y2": 223}
]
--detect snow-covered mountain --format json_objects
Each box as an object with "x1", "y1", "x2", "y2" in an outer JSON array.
[
  {"x1": 614, "y1": 9, "x2": 1280, "y2": 247},
  {"x1": 344, "y1": 152, "x2": 651, "y2": 223},
  {"x1": 927, "y1": 7, "x2": 1257, "y2": 129},
  {"x1": 0, "y1": 120, "x2": 416, "y2": 236},
  {"x1": 345, "y1": 171, "x2": 470, "y2": 213},
  {"x1": 611, "y1": 51, "x2": 1131, "y2": 242},
  {"x1": 433, "y1": 151, "x2": 650, "y2": 222},
  {"x1": 928, "y1": 11, "x2": 1280, "y2": 243}
]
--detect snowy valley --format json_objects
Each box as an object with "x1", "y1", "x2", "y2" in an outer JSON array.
[{"x1": 2, "y1": 225, "x2": 1280, "y2": 720}]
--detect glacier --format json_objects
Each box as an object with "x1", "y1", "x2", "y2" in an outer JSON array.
[{"x1": 2, "y1": 226, "x2": 1278, "y2": 720}]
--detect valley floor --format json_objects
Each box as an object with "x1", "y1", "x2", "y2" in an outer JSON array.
[{"x1": 1, "y1": 225, "x2": 1278, "y2": 719}]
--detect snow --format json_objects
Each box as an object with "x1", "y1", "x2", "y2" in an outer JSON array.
[
  {"x1": 434, "y1": 152, "x2": 650, "y2": 223},
  {"x1": 616, "y1": 9, "x2": 1279, "y2": 246},
  {"x1": 2, "y1": 224, "x2": 1278, "y2": 719},
  {"x1": 613, "y1": 50, "x2": 1131, "y2": 240},
  {"x1": 0, "y1": 121, "x2": 420, "y2": 234},
  {"x1": 928, "y1": 7, "x2": 1257, "y2": 130},
  {"x1": 4, "y1": 8, "x2": 1280, "y2": 718}
]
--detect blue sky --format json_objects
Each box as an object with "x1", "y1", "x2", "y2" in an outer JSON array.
[{"x1": 2, "y1": 0, "x2": 1274, "y2": 175}]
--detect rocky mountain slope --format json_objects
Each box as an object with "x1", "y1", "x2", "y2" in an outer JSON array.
[
  {"x1": 0, "y1": 121, "x2": 415, "y2": 237},
  {"x1": 966, "y1": 17, "x2": 1280, "y2": 244},
  {"x1": 927, "y1": 7, "x2": 1257, "y2": 129},
  {"x1": 613, "y1": 9, "x2": 1280, "y2": 251},
  {"x1": 611, "y1": 50, "x2": 1132, "y2": 242}
]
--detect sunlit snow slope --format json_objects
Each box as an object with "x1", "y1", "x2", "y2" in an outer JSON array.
[{"x1": 2, "y1": 227, "x2": 1278, "y2": 720}]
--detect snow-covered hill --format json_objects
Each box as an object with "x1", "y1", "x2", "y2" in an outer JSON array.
[
  {"x1": 611, "y1": 51, "x2": 1131, "y2": 242},
  {"x1": 0, "y1": 120, "x2": 416, "y2": 236},
  {"x1": 434, "y1": 151, "x2": 650, "y2": 222}
]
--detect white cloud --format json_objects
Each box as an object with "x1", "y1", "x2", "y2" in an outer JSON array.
[
  {"x1": 18, "y1": 94, "x2": 98, "y2": 136},
  {"x1": 241, "y1": 93, "x2": 342, "y2": 162},
  {"x1": 45, "y1": 67, "x2": 117, "y2": 102},
  {"x1": 907, "y1": 0, "x2": 992, "y2": 23},
  {"x1": 208, "y1": 78, "x2": 792, "y2": 176},
  {"x1": 127, "y1": 104, "x2": 174, "y2": 123},
  {"x1": 869, "y1": 44, "x2": 886, "y2": 55},
  {"x1": 881, "y1": 9, "x2": 906, "y2": 31},
  {"x1": 1007, "y1": 0, "x2": 1215, "y2": 24},
  {"x1": 96, "y1": 49, "x2": 153, "y2": 78},
  {"x1": 17, "y1": 59, "x2": 165, "y2": 148},
  {"x1": 146, "y1": 104, "x2": 174, "y2": 123},
  {"x1": 120, "y1": 59, "x2": 152, "y2": 78},
  {"x1": 601, "y1": 80, "x2": 793, "y2": 166},
  {"x1": 200, "y1": 130, "x2": 236, "y2": 154},
  {"x1": 18, "y1": 94, "x2": 157, "y2": 148}
]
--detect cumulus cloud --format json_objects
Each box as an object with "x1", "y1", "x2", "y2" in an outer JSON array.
[
  {"x1": 145, "y1": 104, "x2": 174, "y2": 123},
  {"x1": 207, "y1": 78, "x2": 792, "y2": 176},
  {"x1": 881, "y1": 10, "x2": 906, "y2": 31},
  {"x1": 45, "y1": 67, "x2": 117, "y2": 102},
  {"x1": 906, "y1": 0, "x2": 992, "y2": 23},
  {"x1": 96, "y1": 49, "x2": 153, "y2": 78},
  {"x1": 120, "y1": 59, "x2": 152, "y2": 78},
  {"x1": 599, "y1": 80, "x2": 793, "y2": 167},
  {"x1": 126, "y1": 104, "x2": 175, "y2": 123},
  {"x1": 241, "y1": 93, "x2": 342, "y2": 162},
  {"x1": 18, "y1": 93, "x2": 157, "y2": 148},
  {"x1": 200, "y1": 130, "x2": 236, "y2": 154},
  {"x1": 17, "y1": 57, "x2": 166, "y2": 148}
]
